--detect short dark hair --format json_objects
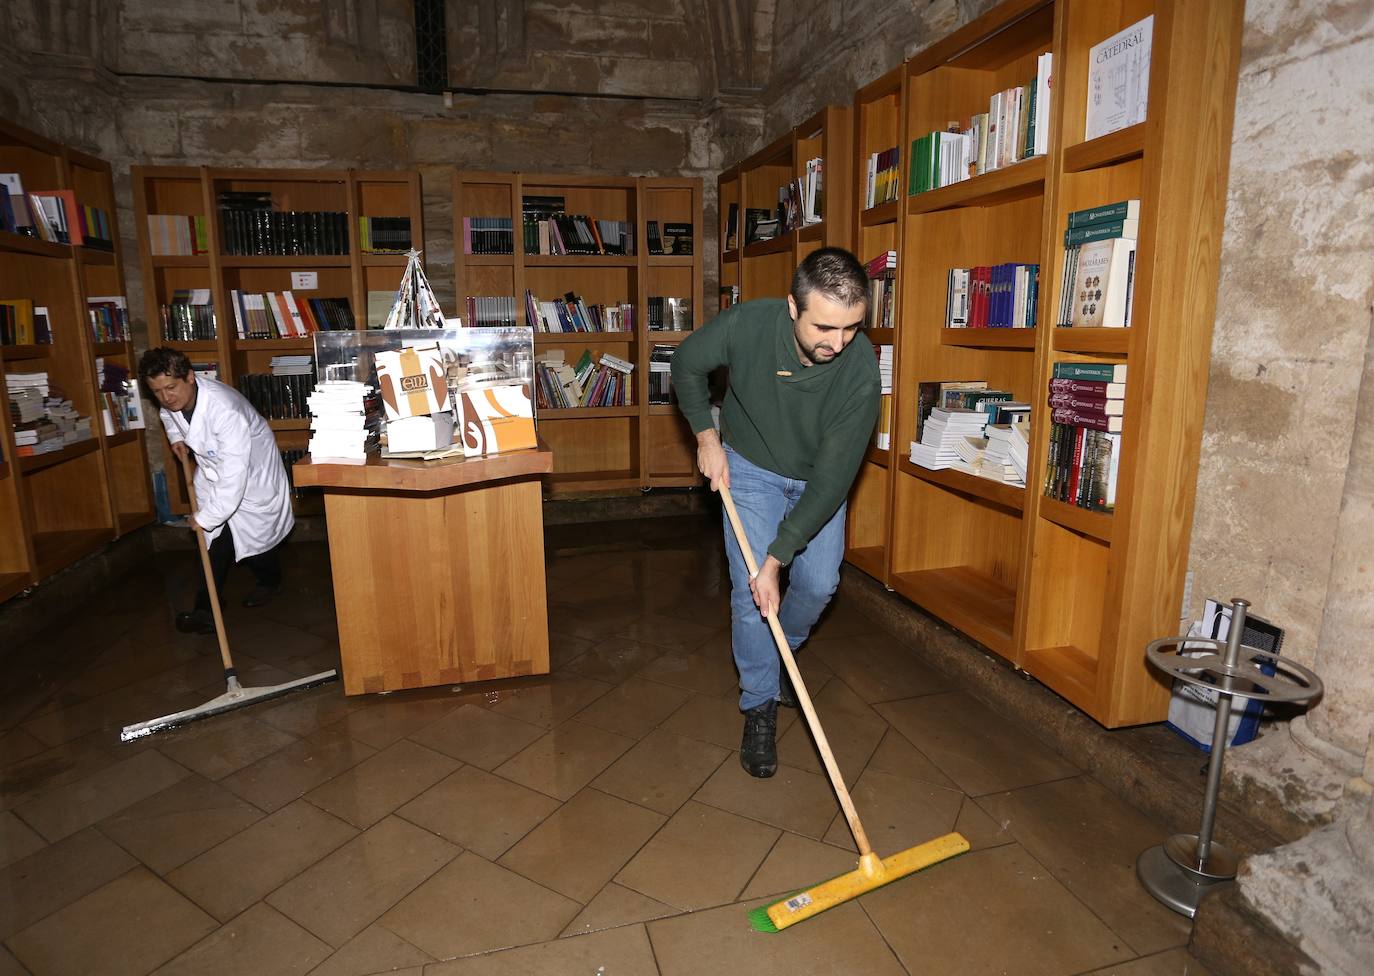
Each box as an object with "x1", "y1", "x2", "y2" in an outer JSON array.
[
  {"x1": 138, "y1": 347, "x2": 193, "y2": 386},
  {"x1": 790, "y1": 247, "x2": 868, "y2": 312}
]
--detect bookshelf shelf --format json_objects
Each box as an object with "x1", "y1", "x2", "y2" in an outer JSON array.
[
  {"x1": 847, "y1": 545, "x2": 886, "y2": 580},
  {"x1": 1038, "y1": 496, "x2": 1113, "y2": 543},
  {"x1": 93, "y1": 341, "x2": 129, "y2": 357},
  {"x1": 1063, "y1": 123, "x2": 1146, "y2": 174},
  {"x1": 219, "y1": 255, "x2": 353, "y2": 268},
  {"x1": 167, "y1": 340, "x2": 221, "y2": 353},
  {"x1": 722, "y1": 250, "x2": 739, "y2": 263},
  {"x1": 940, "y1": 328, "x2": 1037, "y2": 349},
  {"x1": 1022, "y1": 643, "x2": 1099, "y2": 712},
  {"x1": 867, "y1": 327, "x2": 895, "y2": 344},
  {"x1": 907, "y1": 157, "x2": 1047, "y2": 215},
  {"x1": 797, "y1": 224, "x2": 824, "y2": 243},
  {"x1": 0, "y1": 233, "x2": 69, "y2": 260},
  {"x1": 360, "y1": 253, "x2": 410, "y2": 266},
  {"x1": 19, "y1": 439, "x2": 102, "y2": 474},
  {"x1": 2, "y1": 344, "x2": 52, "y2": 361},
  {"x1": 891, "y1": 566, "x2": 1016, "y2": 656},
  {"x1": 645, "y1": 331, "x2": 692, "y2": 345},
  {"x1": 1052, "y1": 327, "x2": 1130, "y2": 355},
  {"x1": 105, "y1": 430, "x2": 139, "y2": 449},
  {"x1": 150, "y1": 255, "x2": 209, "y2": 268},
  {"x1": 0, "y1": 571, "x2": 27, "y2": 603},
  {"x1": 646, "y1": 404, "x2": 680, "y2": 417},
  {"x1": 454, "y1": 170, "x2": 703, "y2": 494},
  {"x1": 861, "y1": 201, "x2": 901, "y2": 227},
  {"x1": 898, "y1": 457, "x2": 1025, "y2": 512},
  {"x1": 32, "y1": 528, "x2": 113, "y2": 579},
  {"x1": 267, "y1": 418, "x2": 310, "y2": 431},
  {"x1": 742, "y1": 234, "x2": 793, "y2": 258},
  {"x1": 865, "y1": 446, "x2": 889, "y2": 468},
  {"x1": 77, "y1": 248, "x2": 115, "y2": 266},
  {"x1": 234, "y1": 338, "x2": 316, "y2": 351}
]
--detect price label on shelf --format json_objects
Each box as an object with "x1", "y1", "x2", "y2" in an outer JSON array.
[{"x1": 291, "y1": 271, "x2": 319, "y2": 290}]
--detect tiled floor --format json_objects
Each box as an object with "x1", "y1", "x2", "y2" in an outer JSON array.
[{"x1": 0, "y1": 515, "x2": 1212, "y2": 975}]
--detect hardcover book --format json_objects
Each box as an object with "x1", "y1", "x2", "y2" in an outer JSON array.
[{"x1": 1086, "y1": 16, "x2": 1154, "y2": 140}]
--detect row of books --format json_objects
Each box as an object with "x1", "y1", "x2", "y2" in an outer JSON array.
[
  {"x1": 357, "y1": 216, "x2": 412, "y2": 254},
  {"x1": 1, "y1": 175, "x2": 114, "y2": 249},
  {"x1": 719, "y1": 284, "x2": 740, "y2": 310},
  {"x1": 914, "y1": 380, "x2": 1031, "y2": 444},
  {"x1": 229, "y1": 290, "x2": 356, "y2": 338},
  {"x1": 466, "y1": 296, "x2": 518, "y2": 328},
  {"x1": 462, "y1": 216, "x2": 515, "y2": 255},
  {"x1": 238, "y1": 371, "x2": 316, "y2": 421},
  {"x1": 218, "y1": 192, "x2": 351, "y2": 256},
  {"x1": 909, "y1": 52, "x2": 1052, "y2": 195},
  {"x1": 866, "y1": 251, "x2": 897, "y2": 330},
  {"x1": 533, "y1": 350, "x2": 635, "y2": 408},
  {"x1": 161, "y1": 291, "x2": 216, "y2": 342},
  {"x1": 1044, "y1": 362, "x2": 1128, "y2": 511},
  {"x1": 146, "y1": 214, "x2": 210, "y2": 256},
  {"x1": 0, "y1": 300, "x2": 52, "y2": 346},
  {"x1": 647, "y1": 296, "x2": 692, "y2": 332},
  {"x1": 648, "y1": 345, "x2": 677, "y2": 405},
  {"x1": 873, "y1": 345, "x2": 894, "y2": 450},
  {"x1": 1056, "y1": 200, "x2": 1139, "y2": 328},
  {"x1": 97, "y1": 359, "x2": 146, "y2": 435},
  {"x1": 646, "y1": 221, "x2": 693, "y2": 256},
  {"x1": 524, "y1": 215, "x2": 634, "y2": 256},
  {"x1": 88, "y1": 297, "x2": 131, "y2": 343},
  {"x1": 946, "y1": 263, "x2": 1041, "y2": 329},
  {"x1": 865, "y1": 147, "x2": 902, "y2": 209},
  {"x1": 778, "y1": 158, "x2": 825, "y2": 232},
  {"x1": 524, "y1": 291, "x2": 634, "y2": 333}
]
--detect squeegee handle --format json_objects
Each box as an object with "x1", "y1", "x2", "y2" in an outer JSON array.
[
  {"x1": 720, "y1": 486, "x2": 874, "y2": 858},
  {"x1": 180, "y1": 453, "x2": 237, "y2": 675}
]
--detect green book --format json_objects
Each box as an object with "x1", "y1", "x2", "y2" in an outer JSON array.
[
  {"x1": 1064, "y1": 219, "x2": 1139, "y2": 246},
  {"x1": 1052, "y1": 361, "x2": 1128, "y2": 383},
  {"x1": 1067, "y1": 200, "x2": 1141, "y2": 228}
]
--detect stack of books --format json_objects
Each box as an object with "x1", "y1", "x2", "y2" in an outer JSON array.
[
  {"x1": 983, "y1": 423, "x2": 1030, "y2": 487},
  {"x1": 9, "y1": 380, "x2": 93, "y2": 457},
  {"x1": 307, "y1": 380, "x2": 373, "y2": 461},
  {"x1": 866, "y1": 251, "x2": 897, "y2": 329},
  {"x1": 465, "y1": 296, "x2": 518, "y2": 328},
  {"x1": 909, "y1": 407, "x2": 989, "y2": 470},
  {"x1": 648, "y1": 345, "x2": 676, "y2": 405},
  {"x1": 946, "y1": 263, "x2": 1040, "y2": 329},
  {"x1": 1044, "y1": 361, "x2": 1126, "y2": 511},
  {"x1": 1056, "y1": 199, "x2": 1140, "y2": 328}
]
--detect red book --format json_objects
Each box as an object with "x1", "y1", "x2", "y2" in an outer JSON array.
[
  {"x1": 1066, "y1": 426, "x2": 1085, "y2": 504},
  {"x1": 1050, "y1": 408, "x2": 1123, "y2": 433}
]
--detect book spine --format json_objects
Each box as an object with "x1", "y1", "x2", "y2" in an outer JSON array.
[
  {"x1": 1052, "y1": 362, "x2": 1127, "y2": 383},
  {"x1": 1067, "y1": 200, "x2": 1141, "y2": 229},
  {"x1": 1051, "y1": 408, "x2": 1121, "y2": 433},
  {"x1": 1063, "y1": 219, "x2": 1138, "y2": 247},
  {"x1": 1046, "y1": 393, "x2": 1124, "y2": 415}
]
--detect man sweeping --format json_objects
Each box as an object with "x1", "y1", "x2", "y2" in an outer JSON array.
[
  {"x1": 139, "y1": 348, "x2": 293, "y2": 633},
  {"x1": 672, "y1": 247, "x2": 880, "y2": 778}
]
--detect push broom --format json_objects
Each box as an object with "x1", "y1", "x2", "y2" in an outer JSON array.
[
  {"x1": 121, "y1": 455, "x2": 338, "y2": 742},
  {"x1": 719, "y1": 486, "x2": 968, "y2": 932}
]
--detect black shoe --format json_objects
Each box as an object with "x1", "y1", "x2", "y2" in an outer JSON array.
[
  {"x1": 175, "y1": 610, "x2": 215, "y2": 634},
  {"x1": 740, "y1": 700, "x2": 778, "y2": 778},
  {"x1": 242, "y1": 585, "x2": 279, "y2": 608},
  {"x1": 778, "y1": 658, "x2": 802, "y2": 709}
]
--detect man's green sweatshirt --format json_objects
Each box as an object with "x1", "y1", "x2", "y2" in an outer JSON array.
[{"x1": 671, "y1": 298, "x2": 881, "y2": 566}]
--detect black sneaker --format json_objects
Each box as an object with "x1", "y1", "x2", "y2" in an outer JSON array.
[
  {"x1": 778, "y1": 660, "x2": 801, "y2": 709},
  {"x1": 241, "y1": 585, "x2": 280, "y2": 608},
  {"x1": 740, "y1": 700, "x2": 778, "y2": 778},
  {"x1": 175, "y1": 609, "x2": 215, "y2": 634}
]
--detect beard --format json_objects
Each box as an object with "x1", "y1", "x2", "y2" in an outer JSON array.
[{"x1": 795, "y1": 334, "x2": 838, "y2": 365}]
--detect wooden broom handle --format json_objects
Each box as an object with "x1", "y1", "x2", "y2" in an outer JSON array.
[
  {"x1": 179, "y1": 452, "x2": 237, "y2": 674},
  {"x1": 719, "y1": 485, "x2": 874, "y2": 857}
]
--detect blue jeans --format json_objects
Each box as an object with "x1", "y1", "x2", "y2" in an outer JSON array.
[{"x1": 722, "y1": 444, "x2": 846, "y2": 711}]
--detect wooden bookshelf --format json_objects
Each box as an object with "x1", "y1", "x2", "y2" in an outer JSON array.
[
  {"x1": 813, "y1": 0, "x2": 1245, "y2": 726},
  {"x1": 0, "y1": 118, "x2": 155, "y2": 603},
  {"x1": 452, "y1": 170, "x2": 703, "y2": 496},
  {"x1": 131, "y1": 165, "x2": 423, "y2": 514}
]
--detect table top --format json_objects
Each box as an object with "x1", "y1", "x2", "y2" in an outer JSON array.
[{"x1": 293, "y1": 439, "x2": 553, "y2": 492}]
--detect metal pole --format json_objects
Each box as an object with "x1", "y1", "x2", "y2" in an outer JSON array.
[{"x1": 1195, "y1": 598, "x2": 1248, "y2": 866}]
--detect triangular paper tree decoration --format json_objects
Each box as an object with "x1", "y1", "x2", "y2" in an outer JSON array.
[{"x1": 383, "y1": 249, "x2": 448, "y2": 330}]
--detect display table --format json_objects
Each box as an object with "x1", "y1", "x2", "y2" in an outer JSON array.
[{"x1": 294, "y1": 441, "x2": 553, "y2": 695}]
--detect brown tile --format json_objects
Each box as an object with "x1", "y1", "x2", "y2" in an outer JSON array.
[
  {"x1": 614, "y1": 612, "x2": 719, "y2": 653},
  {"x1": 482, "y1": 673, "x2": 616, "y2": 729},
  {"x1": 634, "y1": 643, "x2": 739, "y2": 697},
  {"x1": 809, "y1": 673, "x2": 882, "y2": 719},
  {"x1": 426, "y1": 924, "x2": 659, "y2": 975},
  {"x1": 151, "y1": 902, "x2": 332, "y2": 976},
  {"x1": 0, "y1": 729, "x2": 48, "y2": 768},
  {"x1": 694, "y1": 755, "x2": 838, "y2": 839},
  {"x1": 499, "y1": 788, "x2": 665, "y2": 903},
  {"x1": 592, "y1": 728, "x2": 729, "y2": 815},
  {"x1": 7, "y1": 867, "x2": 216, "y2": 976},
  {"x1": 220, "y1": 726, "x2": 377, "y2": 813},
  {"x1": 564, "y1": 636, "x2": 666, "y2": 683},
  {"x1": 861, "y1": 843, "x2": 1133, "y2": 975},
  {"x1": 776, "y1": 695, "x2": 886, "y2": 783},
  {"x1": 658, "y1": 693, "x2": 797, "y2": 751},
  {"x1": 325, "y1": 695, "x2": 460, "y2": 750},
  {"x1": 974, "y1": 776, "x2": 1193, "y2": 954},
  {"x1": 407, "y1": 704, "x2": 545, "y2": 770},
  {"x1": 14, "y1": 748, "x2": 191, "y2": 842},
  {"x1": 267, "y1": 816, "x2": 458, "y2": 948},
  {"x1": 571, "y1": 677, "x2": 692, "y2": 739},
  {"x1": 546, "y1": 598, "x2": 642, "y2": 643},
  {"x1": 807, "y1": 630, "x2": 950, "y2": 703},
  {"x1": 0, "y1": 828, "x2": 137, "y2": 939},
  {"x1": 0, "y1": 946, "x2": 26, "y2": 976},
  {"x1": 955, "y1": 794, "x2": 1017, "y2": 850},
  {"x1": 96, "y1": 775, "x2": 264, "y2": 875},
  {"x1": 305, "y1": 924, "x2": 434, "y2": 976},
  {"x1": 305, "y1": 740, "x2": 459, "y2": 830},
  {"x1": 495, "y1": 720, "x2": 636, "y2": 801},
  {"x1": 821, "y1": 768, "x2": 965, "y2": 855},
  {"x1": 397, "y1": 765, "x2": 558, "y2": 860},
  {"x1": 547, "y1": 631, "x2": 595, "y2": 673},
  {"x1": 738, "y1": 830, "x2": 863, "y2": 901},
  {"x1": 615, "y1": 800, "x2": 778, "y2": 911},
  {"x1": 190, "y1": 659, "x2": 310, "y2": 700},
  {"x1": 648, "y1": 896, "x2": 906, "y2": 976},
  {"x1": 809, "y1": 599, "x2": 884, "y2": 639},
  {"x1": 255, "y1": 685, "x2": 366, "y2": 738},
  {"x1": 379, "y1": 851, "x2": 581, "y2": 959},
  {"x1": 0, "y1": 812, "x2": 45, "y2": 869},
  {"x1": 1083, "y1": 947, "x2": 1215, "y2": 976},
  {"x1": 865, "y1": 726, "x2": 958, "y2": 789},
  {"x1": 560, "y1": 883, "x2": 679, "y2": 938},
  {"x1": 168, "y1": 800, "x2": 358, "y2": 922},
  {"x1": 877, "y1": 692, "x2": 1080, "y2": 796},
  {"x1": 21, "y1": 687, "x2": 176, "y2": 748},
  {"x1": 155, "y1": 713, "x2": 298, "y2": 781}
]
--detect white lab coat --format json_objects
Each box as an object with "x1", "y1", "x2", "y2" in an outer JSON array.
[{"x1": 160, "y1": 376, "x2": 294, "y2": 559}]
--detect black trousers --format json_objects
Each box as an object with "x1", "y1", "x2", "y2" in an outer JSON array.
[{"x1": 194, "y1": 528, "x2": 282, "y2": 612}]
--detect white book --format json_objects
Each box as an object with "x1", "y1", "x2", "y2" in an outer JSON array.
[
  {"x1": 987, "y1": 91, "x2": 1004, "y2": 172},
  {"x1": 1035, "y1": 52, "x2": 1053, "y2": 155},
  {"x1": 1086, "y1": 16, "x2": 1154, "y2": 140}
]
